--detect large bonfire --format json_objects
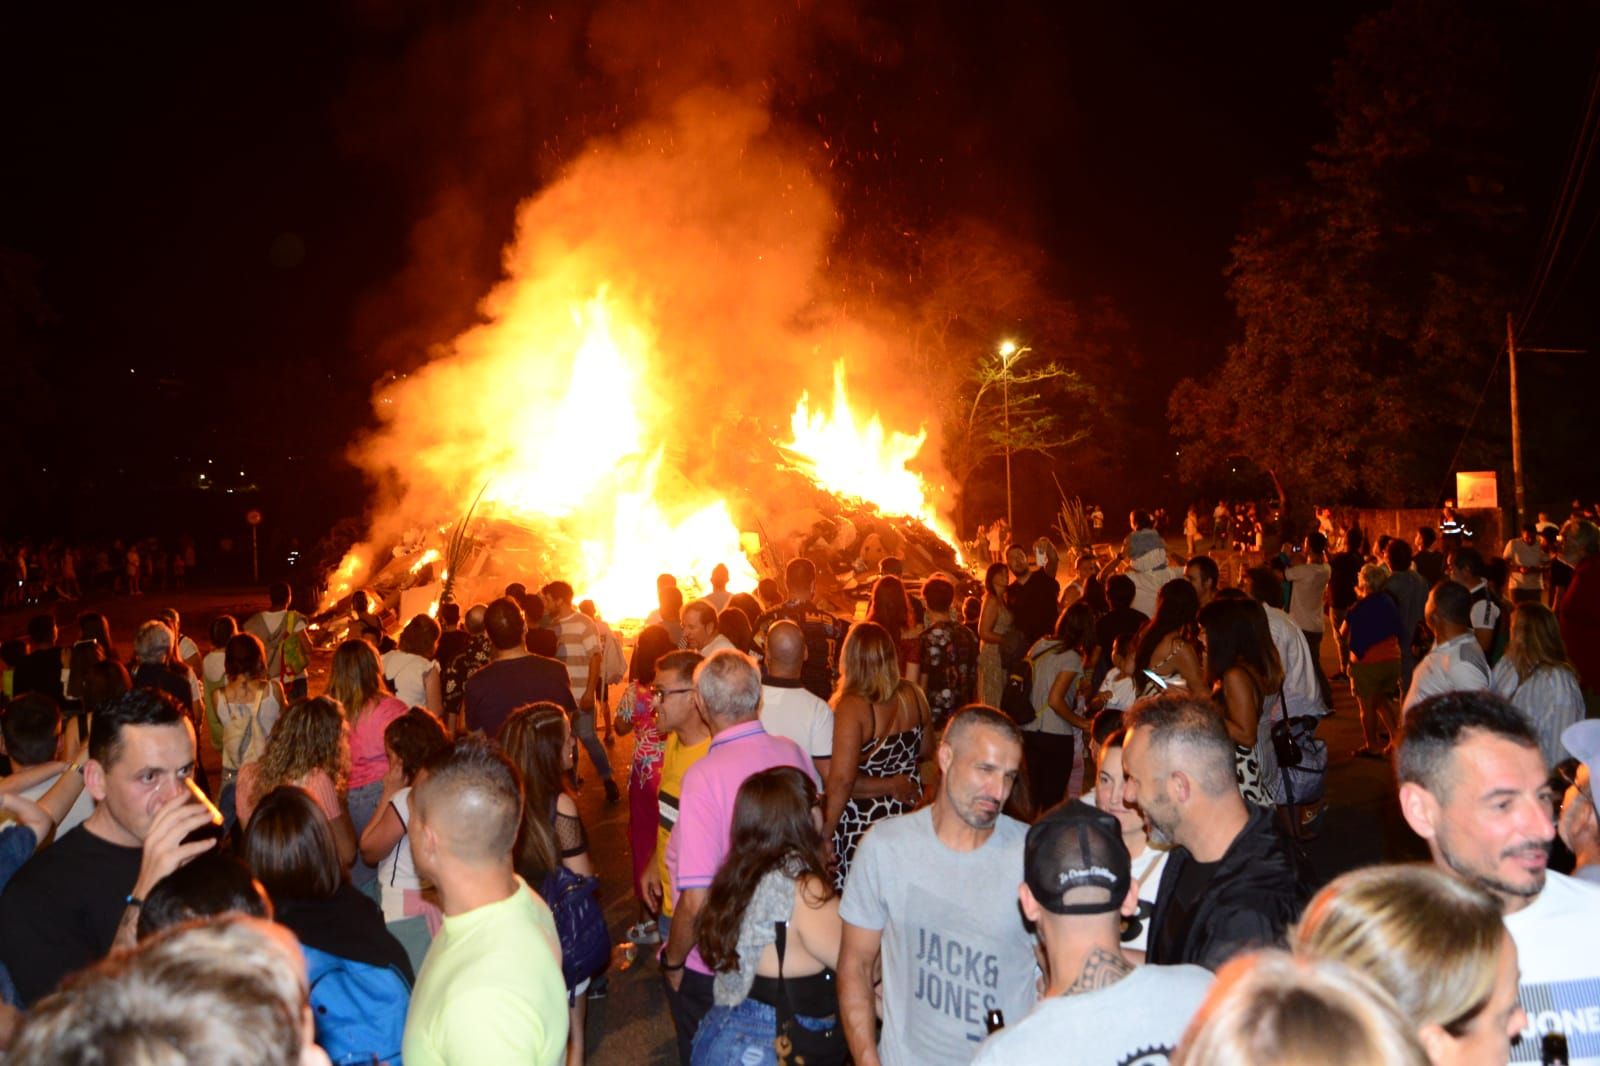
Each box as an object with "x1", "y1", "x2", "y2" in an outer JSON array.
[{"x1": 320, "y1": 90, "x2": 962, "y2": 627}]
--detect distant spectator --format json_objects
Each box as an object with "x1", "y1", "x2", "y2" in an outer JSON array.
[
  {"x1": 235, "y1": 696, "x2": 356, "y2": 868},
  {"x1": 1491, "y1": 603, "x2": 1585, "y2": 768},
  {"x1": 243, "y1": 581, "x2": 310, "y2": 700},
  {"x1": 382, "y1": 613, "x2": 444, "y2": 715},
  {"x1": 330, "y1": 639, "x2": 410, "y2": 884}
]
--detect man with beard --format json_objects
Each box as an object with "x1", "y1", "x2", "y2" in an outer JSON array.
[
  {"x1": 1398, "y1": 691, "x2": 1600, "y2": 1064},
  {"x1": 1120, "y1": 694, "x2": 1307, "y2": 972},
  {"x1": 1004, "y1": 543, "x2": 1061, "y2": 650},
  {"x1": 837, "y1": 706, "x2": 1037, "y2": 1066}
]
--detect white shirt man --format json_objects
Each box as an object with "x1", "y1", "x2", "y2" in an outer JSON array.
[
  {"x1": 1404, "y1": 633, "x2": 1491, "y2": 716},
  {"x1": 759, "y1": 677, "x2": 834, "y2": 776},
  {"x1": 1399, "y1": 694, "x2": 1600, "y2": 1066}
]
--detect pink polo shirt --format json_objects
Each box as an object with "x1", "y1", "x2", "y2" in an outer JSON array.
[{"x1": 666, "y1": 719, "x2": 819, "y2": 975}]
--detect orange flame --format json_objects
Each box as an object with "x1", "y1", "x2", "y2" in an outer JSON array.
[{"x1": 785, "y1": 360, "x2": 958, "y2": 549}]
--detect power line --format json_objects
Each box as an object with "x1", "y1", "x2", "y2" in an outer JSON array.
[{"x1": 1519, "y1": 50, "x2": 1600, "y2": 336}]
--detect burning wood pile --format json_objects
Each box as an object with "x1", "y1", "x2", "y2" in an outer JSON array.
[{"x1": 313, "y1": 92, "x2": 970, "y2": 634}]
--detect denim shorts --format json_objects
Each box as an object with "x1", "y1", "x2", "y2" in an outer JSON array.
[{"x1": 690, "y1": 997, "x2": 835, "y2": 1066}]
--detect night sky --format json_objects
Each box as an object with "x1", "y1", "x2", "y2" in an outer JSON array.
[{"x1": 4, "y1": 1, "x2": 1598, "y2": 547}]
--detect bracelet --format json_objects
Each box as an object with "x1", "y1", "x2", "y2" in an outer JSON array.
[
  {"x1": 124, "y1": 894, "x2": 144, "y2": 909},
  {"x1": 658, "y1": 951, "x2": 684, "y2": 972}
]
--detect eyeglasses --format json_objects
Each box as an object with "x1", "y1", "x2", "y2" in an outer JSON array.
[{"x1": 651, "y1": 686, "x2": 693, "y2": 701}]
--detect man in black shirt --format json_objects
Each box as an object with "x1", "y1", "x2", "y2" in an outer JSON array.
[
  {"x1": 1327, "y1": 533, "x2": 1365, "y2": 681},
  {"x1": 462, "y1": 597, "x2": 577, "y2": 738},
  {"x1": 1415, "y1": 526, "x2": 1447, "y2": 588},
  {"x1": 0, "y1": 688, "x2": 219, "y2": 1004},
  {"x1": 753, "y1": 558, "x2": 848, "y2": 702},
  {"x1": 1004, "y1": 542, "x2": 1062, "y2": 651},
  {"x1": 1093, "y1": 575, "x2": 1148, "y2": 691},
  {"x1": 12, "y1": 614, "x2": 65, "y2": 703},
  {"x1": 1120, "y1": 693, "x2": 1307, "y2": 971}
]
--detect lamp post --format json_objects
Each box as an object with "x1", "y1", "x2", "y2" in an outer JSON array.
[{"x1": 997, "y1": 340, "x2": 1029, "y2": 533}]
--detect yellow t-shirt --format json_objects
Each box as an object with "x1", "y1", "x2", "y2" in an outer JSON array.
[
  {"x1": 655, "y1": 733, "x2": 711, "y2": 918},
  {"x1": 402, "y1": 876, "x2": 568, "y2": 1066}
]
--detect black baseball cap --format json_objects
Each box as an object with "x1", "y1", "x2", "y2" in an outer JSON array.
[{"x1": 1024, "y1": 799, "x2": 1132, "y2": 916}]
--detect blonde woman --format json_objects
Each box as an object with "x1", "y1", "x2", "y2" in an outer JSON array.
[
  {"x1": 1292, "y1": 864, "x2": 1526, "y2": 1066},
  {"x1": 1491, "y1": 603, "x2": 1585, "y2": 768},
  {"x1": 235, "y1": 697, "x2": 356, "y2": 869},
  {"x1": 1175, "y1": 951, "x2": 1429, "y2": 1066},
  {"x1": 329, "y1": 639, "x2": 408, "y2": 886},
  {"x1": 822, "y1": 621, "x2": 933, "y2": 889}
]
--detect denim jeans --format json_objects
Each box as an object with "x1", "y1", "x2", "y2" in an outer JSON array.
[
  {"x1": 690, "y1": 998, "x2": 836, "y2": 1066},
  {"x1": 347, "y1": 779, "x2": 385, "y2": 887},
  {"x1": 571, "y1": 702, "x2": 613, "y2": 781}
]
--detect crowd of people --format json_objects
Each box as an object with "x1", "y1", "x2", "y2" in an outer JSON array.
[
  {"x1": 1, "y1": 535, "x2": 203, "y2": 606},
  {"x1": 0, "y1": 505, "x2": 1595, "y2": 1065}
]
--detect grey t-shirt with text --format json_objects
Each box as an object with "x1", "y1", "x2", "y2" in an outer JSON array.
[
  {"x1": 839, "y1": 807, "x2": 1036, "y2": 1066},
  {"x1": 972, "y1": 962, "x2": 1214, "y2": 1066}
]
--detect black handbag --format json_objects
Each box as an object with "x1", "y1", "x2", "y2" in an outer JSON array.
[{"x1": 772, "y1": 921, "x2": 847, "y2": 1066}]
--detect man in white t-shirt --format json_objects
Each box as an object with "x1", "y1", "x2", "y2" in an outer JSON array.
[
  {"x1": 1398, "y1": 691, "x2": 1600, "y2": 1065},
  {"x1": 1505, "y1": 525, "x2": 1550, "y2": 606},
  {"x1": 681, "y1": 600, "x2": 735, "y2": 657},
  {"x1": 758, "y1": 621, "x2": 835, "y2": 778},
  {"x1": 973, "y1": 800, "x2": 1211, "y2": 1065},
  {"x1": 1284, "y1": 532, "x2": 1333, "y2": 705},
  {"x1": 1403, "y1": 582, "x2": 1492, "y2": 717},
  {"x1": 838, "y1": 707, "x2": 1037, "y2": 1066}
]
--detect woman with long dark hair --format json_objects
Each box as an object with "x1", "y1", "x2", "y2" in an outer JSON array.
[
  {"x1": 976, "y1": 562, "x2": 1014, "y2": 706},
  {"x1": 1133, "y1": 578, "x2": 1206, "y2": 696},
  {"x1": 1198, "y1": 596, "x2": 1285, "y2": 808},
  {"x1": 821, "y1": 622, "x2": 931, "y2": 889},
  {"x1": 616, "y1": 624, "x2": 679, "y2": 946},
  {"x1": 866, "y1": 574, "x2": 920, "y2": 684},
  {"x1": 499, "y1": 702, "x2": 597, "y2": 1065},
  {"x1": 693, "y1": 767, "x2": 843, "y2": 1066},
  {"x1": 244, "y1": 785, "x2": 412, "y2": 1065}
]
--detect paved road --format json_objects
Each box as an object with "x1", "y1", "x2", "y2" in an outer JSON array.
[{"x1": 1, "y1": 584, "x2": 1425, "y2": 1065}]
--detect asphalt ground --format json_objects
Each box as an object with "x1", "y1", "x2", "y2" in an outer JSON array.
[{"x1": 0, "y1": 578, "x2": 1423, "y2": 1065}]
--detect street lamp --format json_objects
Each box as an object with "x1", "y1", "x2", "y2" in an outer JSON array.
[{"x1": 997, "y1": 340, "x2": 1029, "y2": 533}]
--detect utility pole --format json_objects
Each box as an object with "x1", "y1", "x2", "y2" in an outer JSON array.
[
  {"x1": 1506, "y1": 313, "x2": 1524, "y2": 527},
  {"x1": 1504, "y1": 314, "x2": 1585, "y2": 530}
]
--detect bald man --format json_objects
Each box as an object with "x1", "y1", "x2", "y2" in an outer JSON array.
[
  {"x1": 760, "y1": 620, "x2": 836, "y2": 778},
  {"x1": 403, "y1": 739, "x2": 568, "y2": 1066}
]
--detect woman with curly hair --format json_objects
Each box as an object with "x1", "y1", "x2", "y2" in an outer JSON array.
[
  {"x1": 235, "y1": 696, "x2": 356, "y2": 869},
  {"x1": 693, "y1": 766, "x2": 842, "y2": 1066},
  {"x1": 329, "y1": 639, "x2": 408, "y2": 886}
]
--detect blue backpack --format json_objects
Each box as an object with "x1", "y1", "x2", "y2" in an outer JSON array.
[
  {"x1": 542, "y1": 865, "x2": 611, "y2": 990},
  {"x1": 302, "y1": 945, "x2": 411, "y2": 1066}
]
